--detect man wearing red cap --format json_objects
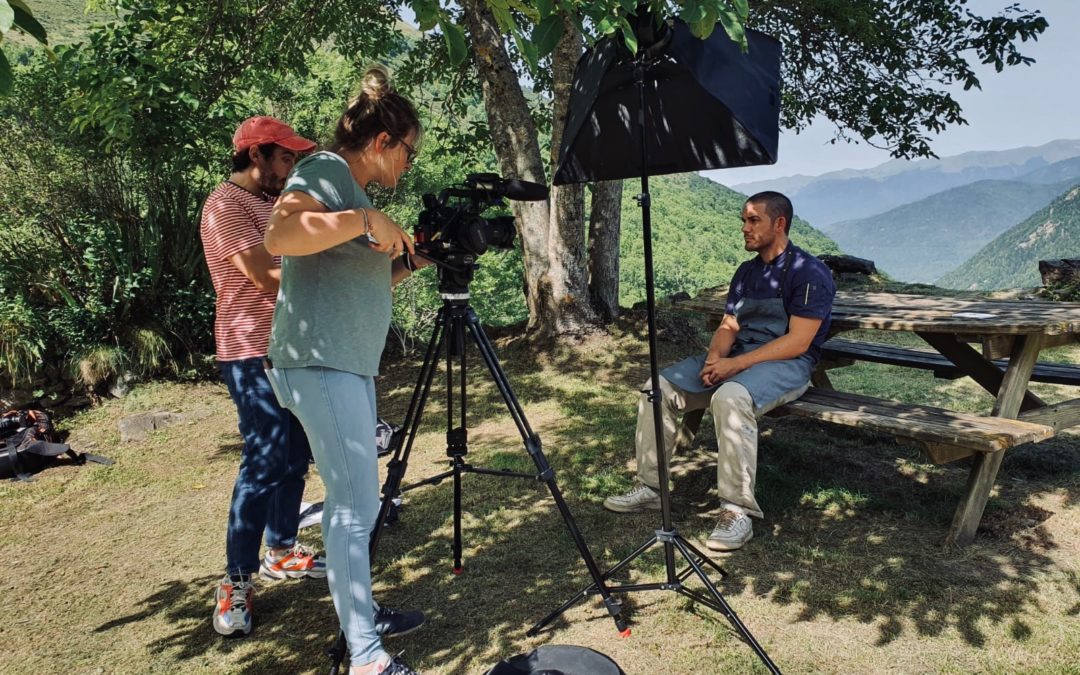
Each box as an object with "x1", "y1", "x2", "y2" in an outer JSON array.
[{"x1": 200, "y1": 116, "x2": 324, "y2": 636}]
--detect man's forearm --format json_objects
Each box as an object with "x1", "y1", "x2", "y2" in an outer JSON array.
[
  {"x1": 707, "y1": 326, "x2": 737, "y2": 359},
  {"x1": 732, "y1": 332, "x2": 810, "y2": 370}
]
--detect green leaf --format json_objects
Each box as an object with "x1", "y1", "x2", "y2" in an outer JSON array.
[
  {"x1": 413, "y1": 0, "x2": 439, "y2": 31},
  {"x1": 439, "y1": 18, "x2": 468, "y2": 66},
  {"x1": 506, "y1": 0, "x2": 539, "y2": 22},
  {"x1": 514, "y1": 29, "x2": 538, "y2": 71},
  {"x1": 535, "y1": 0, "x2": 554, "y2": 19},
  {"x1": 596, "y1": 16, "x2": 618, "y2": 35},
  {"x1": 690, "y1": 8, "x2": 719, "y2": 40},
  {"x1": 490, "y1": 4, "x2": 516, "y2": 33},
  {"x1": 718, "y1": 8, "x2": 747, "y2": 50},
  {"x1": 0, "y1": 1, "x2": 14, "y2": 34},
  {"x1": 533, "y1": 14, "x2": 563, "y2": 59},
  {"x1": 681, "y1": 0, "x2": 706, "y2": 25},
  {"x1": 733, "y1": 0, "x2": 749, "y2": 19},
  {"x1": 0, "y1": 49, "x2": 11, "y2": 95},
  {"x1": 11, "y1": 4, "x2": 47, "y2": 44},
  {"x1": 619, "y1": 16, "x2": 637, "y2": 54}
]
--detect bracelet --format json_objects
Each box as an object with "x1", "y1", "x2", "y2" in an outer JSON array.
[{"x1": 359, "y1": 208, "x2": 371, "y2": 237}]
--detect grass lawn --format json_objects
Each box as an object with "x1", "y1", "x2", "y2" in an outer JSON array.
[{"x1": 2, "y1": 310, "x2": 1079, "y2": 674}]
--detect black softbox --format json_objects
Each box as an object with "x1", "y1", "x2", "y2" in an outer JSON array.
[{"x1": 554, "y1": 18, "x2": 781, "y2": 185}]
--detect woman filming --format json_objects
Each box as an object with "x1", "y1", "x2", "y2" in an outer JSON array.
[{"x1": 264, "y1": 66, "x2": 427, "y2": 675}]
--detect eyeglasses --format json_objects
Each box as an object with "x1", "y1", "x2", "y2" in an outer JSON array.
[{"x1": 397, "y1": 138, "x2": 417, "y2": 164}]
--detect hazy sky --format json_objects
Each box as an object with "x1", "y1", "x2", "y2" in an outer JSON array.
[{"x1": 706, "y1": 0, "x2": 1080, "y2": 186}]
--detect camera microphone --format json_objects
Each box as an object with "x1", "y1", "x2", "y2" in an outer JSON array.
[
  {"x1": 501, "y1": 179, "x2": 550, "y2": 201},
  {"x1": 467, "y1": 173, "x2": 549, "y2": 202}
]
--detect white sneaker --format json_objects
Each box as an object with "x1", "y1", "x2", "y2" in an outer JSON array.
[
  {"x1": 213, "y1": 575, "x2": 254, "y2": 637},
  {"x1": 603, "y1": 483, "x2": 662, "y2": 513},
  {"x1": 706, "y1": 509, "x2": 753, "y2": 551}
]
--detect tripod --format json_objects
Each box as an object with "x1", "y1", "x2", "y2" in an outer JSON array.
[
  {"x1": 531, "y1": 53, "x2": 781, "y2": 674},
  {"x1": 327, "y1": 259, "x2": 626, "y2": 673}
]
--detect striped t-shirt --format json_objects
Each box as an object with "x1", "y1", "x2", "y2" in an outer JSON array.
[{"x1": 199, "y1": 182, "x2": 278, "y2": 361}]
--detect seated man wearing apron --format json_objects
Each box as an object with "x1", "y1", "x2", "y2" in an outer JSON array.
[{"x1": 604, "y1": 191, "x2": 836, "y2": 551}]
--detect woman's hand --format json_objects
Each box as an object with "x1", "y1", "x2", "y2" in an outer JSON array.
[
  {"x1": 700, "y1": 356, "x2": 745, "y2": 388},
  {"x1": 408, "y1": 253, "x2": 434, "y2": 270},
  {"x1": 364, "y1": 209, "x2": 414, "y2": 259}
]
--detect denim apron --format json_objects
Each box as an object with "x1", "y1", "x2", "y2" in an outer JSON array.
[{"x1": 660, "y1": 244, "x2": 815, "y2": 412}]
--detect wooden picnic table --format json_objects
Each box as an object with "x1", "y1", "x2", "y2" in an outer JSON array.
[{"x1": 681, "y1": 289, "x2": 1080, "y2": 546}]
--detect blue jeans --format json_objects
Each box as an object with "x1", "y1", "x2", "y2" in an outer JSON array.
[
  {"x1": 220, "y1": 358, "x2": 311, "y2": 576},
  {"x1": 266, "y1": 365, "x2": 387, "y2": 667}
]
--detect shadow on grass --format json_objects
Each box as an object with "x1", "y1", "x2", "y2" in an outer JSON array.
[
  {"x1": 703, "y1": 416, "x2": 1080, "y2": 648},
  {"x1": 96, "y1": 311, "x2": 1078, "y2": 671},
  {"x1": 376, "y1": 310, "x2": 1079, "y2": 654}
]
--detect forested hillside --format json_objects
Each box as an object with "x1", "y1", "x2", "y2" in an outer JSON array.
[
  {"x1": 827, "y1": 179, "x2": 1071, "y2": 283},
  {"x1": 937, "y1": 184, "x2": 1080, "y2": 289},
  {"x1": 617, "y1": 173, "x2": 841, "y2": 305}
]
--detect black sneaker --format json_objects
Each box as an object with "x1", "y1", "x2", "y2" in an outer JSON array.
[
  {"x1": 374, "y1": 605, "x2": 425, "y2": 639},
  {"x1": 379, "y1": 653, "x2": 421, "y2": 674}
]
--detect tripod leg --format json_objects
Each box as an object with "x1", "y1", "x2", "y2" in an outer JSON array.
[
  {"x1": 452, "y1": 456, "x2": 464, "y2": 574},
  {"x1": 463, "y1": 310, "x2": 627, "y2": 635},
  {"x1": 369, "y1": 307, "x2": 449, "y2": 561},
  {"x1": 326, "y1": 629, "x2": 348, "y2": 675}
]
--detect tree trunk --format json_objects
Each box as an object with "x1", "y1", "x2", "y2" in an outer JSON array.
[
  {"x1": 461, "y1": 0, "x2": 554, "y2": 333},
  {"x1": 462, "y1": 2, "x2": 599, "y2": 336},
  {"x1": 587, "y1": 180, "x2": 623, "y2": 322},
  {"x1": 546, "y1": 17, "x2": 598, "y2": 333}
]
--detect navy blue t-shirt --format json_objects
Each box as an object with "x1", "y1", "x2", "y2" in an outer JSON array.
[{"x1": 723, "y1": 244, "x2": 836, "y2": 363}]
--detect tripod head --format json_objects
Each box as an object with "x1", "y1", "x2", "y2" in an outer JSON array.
[{"x1": 412, "y1": 245, "x2": 480, "y2": 297}]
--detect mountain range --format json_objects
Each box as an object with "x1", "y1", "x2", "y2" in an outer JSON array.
[
  {"x1": 825, "y1": 174, "x2": 1077, "y2": 283},
  {"x1": 937, "y1": 183, "x2": 1080, "y2": 290},
  {"x1": 732, "y1": 139, "x2": 1080, "y2": 229}
]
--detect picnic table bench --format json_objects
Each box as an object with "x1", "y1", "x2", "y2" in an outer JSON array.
[
  {"x1": 821, "y1": 337, "x2": 1080, "y2": 387},
  {"x1": 677, "y1": 289, "x2": 1080, "y2": 546}
]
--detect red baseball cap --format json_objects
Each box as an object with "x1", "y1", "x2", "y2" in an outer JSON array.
[{"x1": 232, "y1": 116, "x2": 316, "y2": 153}]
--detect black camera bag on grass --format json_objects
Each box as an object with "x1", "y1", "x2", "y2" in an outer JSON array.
[{"x1": 0, "y1": 410, "x2": 112, "y2": 482}]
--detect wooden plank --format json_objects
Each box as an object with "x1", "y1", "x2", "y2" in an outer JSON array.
[
  {"x1": 917, "y1": 441, "x2": 977, "y2": 465},
  {"x1": 679, "y1": 291, "x2": 1080, "y2": 336},
  {"x1": 1018, "y1": 398, "x2": 1080, "y2": 432},
  {"x1": 674, "y1": 409, "x2": 706, "y2": 454},
  {"x1": 781, "y1": 389, "x2": 1054, "y2": 452},
  {"x1": 822, "y1": 338, "x2": 1080, "y2": 386},
  {"x1": 810, "y1": 368, "x2": 834, "y2": 390},
  {"x1": 946, "y1": 334, "x2": 1045, "y2": 547},
  {"x1": 917, "y1": 332, "x2": 1045, "y2": 411},
  {"x1": 982, "y1": 335, "x2": 1015, "y2": 361}
]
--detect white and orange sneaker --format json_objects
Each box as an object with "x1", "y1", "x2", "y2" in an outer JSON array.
[
  {"x1": 213, "y1": 575, "x2": 254, "y2": 636},
  {"x1": 258, "y1": 543, "x2": 327, "y2": 580}
]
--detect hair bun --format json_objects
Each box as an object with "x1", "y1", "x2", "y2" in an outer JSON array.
[{"x1": 360, "y1": 66, "x2": 392, "y2": 102}]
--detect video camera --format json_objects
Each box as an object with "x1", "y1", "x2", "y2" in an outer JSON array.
[{"x1": 414, "y1": 173, "x2": 547, "y2": 293}]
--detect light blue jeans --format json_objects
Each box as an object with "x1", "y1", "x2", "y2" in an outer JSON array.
[{"x1": 267, "y1": 365, "x2": 386, "y2": 667}]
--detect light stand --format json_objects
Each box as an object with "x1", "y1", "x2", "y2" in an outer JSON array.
[{"x1": 530, "y1": 54, "x2": 781, "y2": 675}]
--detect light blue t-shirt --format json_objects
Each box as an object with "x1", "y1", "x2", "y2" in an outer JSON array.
[{"x1": 268, "y1": 151, "x2": 392, "y2": 376}]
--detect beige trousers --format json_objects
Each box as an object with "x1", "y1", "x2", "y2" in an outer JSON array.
[{"x1": 634, "y1": 375, "x2": 808, "y2": 518}]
